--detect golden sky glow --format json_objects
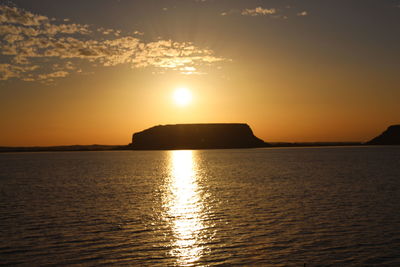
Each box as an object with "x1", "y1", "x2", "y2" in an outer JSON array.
[{"x1": 0, "y1": 1, "x2": 399, "y2": 146}]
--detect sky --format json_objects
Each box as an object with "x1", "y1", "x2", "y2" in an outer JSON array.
[{"x1": 0, "y1": 0, "x2": 399, "y2": 146}]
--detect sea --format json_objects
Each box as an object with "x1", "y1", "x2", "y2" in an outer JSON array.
[{"x1": 0, "y1": 146, "x2": 399, "y2": 266}]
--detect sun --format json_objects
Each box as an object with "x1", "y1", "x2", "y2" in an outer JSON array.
[{"x1": 173, "y1": 88, "x2": 192, "y2": 107}]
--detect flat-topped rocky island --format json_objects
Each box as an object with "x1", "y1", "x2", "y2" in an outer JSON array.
[{"x1": 129, "y1": 123, "x2": 268, "y2": 150}]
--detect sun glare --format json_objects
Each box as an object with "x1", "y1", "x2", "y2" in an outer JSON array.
[{"x1": 173, "y1": 88, "x2": 192, "y2": 107}]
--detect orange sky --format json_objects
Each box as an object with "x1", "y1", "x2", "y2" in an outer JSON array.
[{"x1": 0, "y1": 1, "x2": 399, "y2": 146}]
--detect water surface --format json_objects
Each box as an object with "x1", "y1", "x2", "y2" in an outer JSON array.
[{"x1": 1, "y1": 147, "x2": 399, "y2": 266}]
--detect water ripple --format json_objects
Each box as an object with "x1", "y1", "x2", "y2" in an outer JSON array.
[{"x1": 0, "y1": 147, "x2": 400, "y2": 265}]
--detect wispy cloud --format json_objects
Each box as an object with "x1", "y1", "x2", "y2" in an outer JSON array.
[
  {"x1": 297, "y1": 11, "x2": 308, "y2": 16},
  {"x1": 0, "y1": 5, "x2": 48, "y2": 26},
  {"x1": 222, "y1": 5, "x2": 307, "y2": 20},
  {"x1": 0, "y1": 5, "x2": 226, "y2": 82},
  {"x1": 241, "y1": 7, "x2": 277, "y2": 16}
]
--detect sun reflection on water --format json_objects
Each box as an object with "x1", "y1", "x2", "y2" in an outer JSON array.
[{"x1": 165, "y1": 150, "x2": 205, "y2": 266}]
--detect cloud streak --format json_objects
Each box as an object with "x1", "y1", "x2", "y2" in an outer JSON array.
[
  {"x1": 222, "y1": 5, "x2": 308, "y2": 20},
  {"x1": 0, "y1": 5, "x2": 226, "y2": 82},
  {"x1": 241, "y1": 7, "x2": 277, "y2": 16},
  {"x1": 297, "y1": 11, "x2": 308, "y2": 16}
]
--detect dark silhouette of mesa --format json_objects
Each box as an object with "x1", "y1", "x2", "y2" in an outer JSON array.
[
  {"x1": 1, "y1": 123, "x2": 400, "y2": 153},
  {"x1": 129, "y1": 123, "x2": 268, "y2": 150},
  {"x1": 366, "y1": 125, "x2": 400, "y2": 145}
]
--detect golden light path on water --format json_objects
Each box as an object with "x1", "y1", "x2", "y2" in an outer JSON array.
[{"x1": 165, "y1": 150, "x2": 205, "y2": 266}]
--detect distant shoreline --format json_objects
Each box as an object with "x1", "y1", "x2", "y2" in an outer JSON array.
[
  {"x1": 0, "y1": 142, "x2": 378, "y2": 153},
  {"x1": 0, "y1": 145, "x2": 129, "y2": 153},
  {"x1": 2, "y1": 124, "x2": 398, "y2": 153}
]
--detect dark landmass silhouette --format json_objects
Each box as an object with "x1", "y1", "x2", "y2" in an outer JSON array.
[
  {"x1": 366, "y1": 125, "x2": 400, "y2": 145},
  {"x1": 129, "y1": 123, "x2": 268, "y2": 150},
  {"x1": 0, "y1": 145, "x2": 127, "y2": 153},
  {"x1": 1, "y1": 123, "x2": 399, "y2": 153},
  {"x1": 269, "y1": 142, "x2": 362, "y2": 147}
]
